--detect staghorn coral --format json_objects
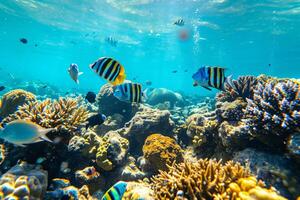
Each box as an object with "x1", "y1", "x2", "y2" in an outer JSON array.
[
  {"x1": 0, "y1": 89, "x2": 36, "y2": 118},
  {"x1": 216, "y1": 76, "x2": 257, "y2": 102},
  {"x1": 141, "y1": 134, "x2": 183, "y2": 173},
  {"x1": 151, "y1": 159, "x2": 251, "y2": 200},
  {"x1": 0, "y1": 161, "x2": 48, "y2": 200},
  {"x1": 68, "y1": 130, "x2": 129, "y2": 171},
  {"x1": 245, "y1": 79, "x2": 300, "y2": 142},
  {"x1": 1, "y1": 97, "x2": 89, "y2": 134},
  {"x1": 223, "y1": 177, "x2": 287, "y2": 200}
]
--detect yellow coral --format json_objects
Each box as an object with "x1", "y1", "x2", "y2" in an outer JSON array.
[
  {"x1": 1, "y1": 97, "x2": 89, "y2": 134},
  {"x1": 0, "y1": 89, "x2": 35, "y2": 118},
  {"x1": 142, "y1": 134, "x2": 183, "y2": 172},
  {"x1": 122, "y1": 182, "x2": 154, "y2": 200},
  {"x1": 151, "y1": 159, "x2": 251, "y2": 200},
  {"x1": 224, "y1": 177, "x2": 287, "y2": 200}
]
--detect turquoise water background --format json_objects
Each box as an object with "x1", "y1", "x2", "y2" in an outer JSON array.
[{"x1": 0, "y1": 0, "x2": 299, "y2": 95}]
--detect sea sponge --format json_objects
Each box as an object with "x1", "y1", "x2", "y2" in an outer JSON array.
[
  {"x1": 0, "y1": 89, "x2": 36, "y2": 118},
  {"x1": 224, "y1": 177, "x2": 287, "y2": 200},
  {"x1": 142, "y1": 134, "x2": 183, "y2": 173},
  {"x1": 1, "y1": 97, "x2": 89, "y2": 135},
  {"x1": 151, "y1": 159, "x2": 251, "y2": 200},
  {"x1": 0, "y1": 161, "x2": 48, "y2": 200}
]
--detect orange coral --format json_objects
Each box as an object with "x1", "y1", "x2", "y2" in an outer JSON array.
[{"x1": 142, "y1": 134, "x2": 183, "y2": 173}]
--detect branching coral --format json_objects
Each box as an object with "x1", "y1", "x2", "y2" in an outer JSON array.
[
  {"x1": 245, "y1": 80, "x2": 300, "y2": 136},
  {"x1": 0, "y1": 89, "x2": 36, "y2": 118},
  {"x1": 151, "y1": 159, "x2": 284, "y2": 200},
  {"x1": 142, "y1": 134, "x2": 183, "y2": 173},
  {"x1": 217, "y1": 76, "x2": 257, "y2": 102},
  {"x1": 1, "y1": 98, "x2": 89, "y2": 134},
  {"x1": 151, "y1": 159, "x2": 251, "y2": 200}
]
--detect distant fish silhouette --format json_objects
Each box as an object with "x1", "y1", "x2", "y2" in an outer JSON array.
[
  {"x1": 86, "y1": 113, "x2": 106, "y2": 129},
  {"x1": 20, "y1": 38, "x2": 28, "y2": 44},
  {"x1": 145, "y1": 80, "x2": 152, "y2": 86},
  {"x1": 85, "y1": 91, "x2": 96, "y2": 104},
  {"x1": 174, "y1": 18, "x2": 185, "y2": 26},
  {"x1": 172, "y1": 70, "x2": 178, "y2": 73},
  {"x1": 0, "y1": 86, "x2": 5, "y2": 91}
]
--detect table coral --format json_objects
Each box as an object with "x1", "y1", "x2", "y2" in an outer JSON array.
[
  {"x1": 151, "y1": 159, "x2": 251, "y2": 200},
  {"x1": 0, "y1": 161, "x2": 48, "y2": 200},
  {"x1": 1, "y1": 97, "x2": 89, "y2": 135},
  {"x1": 0, "y1": 89, "x2": 36, "y2": 118},
  {"x1": 142, "y1": 134, "x2": 183, "y2": 173}
]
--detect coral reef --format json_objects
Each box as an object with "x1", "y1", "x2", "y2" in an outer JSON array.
[
  {"x1": 245, "y1": 79, "x2": 300, "y2": 147},
  {"x1": 120, "y1": 156, "x2": 146, "y2": 181},
  {"x1": 287, "y1": 132, "x2": 300, "y2": 162},
  {"x1": 150, "y1": 158, "x2": 287, "y2": 200},
  {"x1": 216, "y1": 98, "x2": 247, "y2": 122},
  {"x1": 75, "y1": 166, "x2": 105, "y2": 193},
  {"x1": 0, "y1": 144, "x2": 5, "y2": 165},
  {"x1": 0, "y1": 161, "x2": 48, "y2": 199},
  {"x1": 122, "y1": 181, "x2": 154, "y2": 200},
  {"x1": 0, "y1": 89, "x2": 36, "y2": 118},
  {"x1": 96, "y1": 83, "x2": 138, "y2": 121},
  {"x1": 151, "y1": 159, "x2": 252, "y2": 200},
  {"x1": 141, "y1": 134, "x2": 183, "y2": 173},
  {"x1": 225, "y1": 177, "x2": 287, "y2": 200},
  {"x1": 68, "y1": 130, "x2": 129, "y2": 171},
  {"x1": 145, "y1": 88, "x2": 185, "y2": 108},
  {"x1": 216, "y1": 76, "x2": 257, "y2": 102},
  {"x1": 93, "y1": 113, "x2": 124, "y2": 135},
  {"x1": 233, "y1": 148, "x2": 300, "y2": 199},
  {"x1": 1, "y1": 97, "x2": 89, "y2": 140}
]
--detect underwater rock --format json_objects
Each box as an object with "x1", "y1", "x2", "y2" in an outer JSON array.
[
  {"x1": 287, "y1": 132, "x2": 300, "y2": 162},
  {"x1": 1, "y1": 97, "x2": 89, "y2": 143},
  {"x1": 120, "y1": 156, "x2": 146, "y2": 181},
  {"x1": 245, "y1": 79, "x2": 300, "y2": 149},
  {"x1": 75, "y1": 166, "x2": 105, "y2": 193},
  {"x1": 141, "y1": 134, "x2": 183, "y2": 173},
  {"x1": 122, "y1": 181, "x2": 154, "y2": 200},
  {"x1": 93, "y1": 113, "x2": 124, "y2": 135},
  {"x1": 0, "y1": 161, "x2": 48, "y2": 199},
  {"x1": 150, "y1": 159, "x2": 252, "y2": 200},
  {"x1": 233, "y1": 148, "x2": 300, "y2": 199},
  {"x1": 0, "y1": 144, "x2": 5, "y2": 165},
  {"x1": 116, "y1": 105, "x2": 175, "y2": 153},
  {"x1": 0, "y1": 89, "x2": 36, "y2": 118},
  {"x1": 145, "y1": 88, "x2": 185, "y2": 108},
  {"x1": 96, "y1": 84, "x2": 138, "y2": 121}
]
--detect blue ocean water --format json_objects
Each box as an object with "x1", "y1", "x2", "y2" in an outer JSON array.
[{"x1": 0, "y1": 0, "x2": 299, "y2": 95}]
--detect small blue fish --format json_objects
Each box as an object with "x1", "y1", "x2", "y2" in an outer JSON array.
[
  {"x1": 68, "y1": 63, "x2": 83, "y2": 84},
  {"x1": 102, "y1": 181, "x2": 127, "y2": 200},
  {"x1": 0, "y1": 120, "x2": 54, "y2": 147},
  {"x1": 192, "y1": 66, "x2": 231, "y2": 91}
]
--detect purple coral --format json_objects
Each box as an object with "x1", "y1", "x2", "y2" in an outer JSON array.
[
  {"x1": 217, "y1": 76, "x2": 258, "y2": 102},
  {"x1": 245, "y1": 80, "x2": 300, "y2": 135}
]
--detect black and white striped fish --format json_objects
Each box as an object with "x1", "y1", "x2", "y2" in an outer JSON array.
[
  {"x1": 192, "y1": 66, "x2": 231, "y2": 91},
  {"x1": 113, "y1": 82, "x2": 143, "y2": 103},
  {"x1": 89, "y1": 57, "x2": 126, "y2": 86},
  {"x1": 174, "y1": 18, "x2": 185, "y2": 26}
]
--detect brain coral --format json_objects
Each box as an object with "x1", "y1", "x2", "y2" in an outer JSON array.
[
  {"x1": 0, "y1": 89, "x2": 36, "y2": 118},
  {"x1": 142, "y1": 134, "x2": 183, "y2": 173},
  {"x1": 0, "y1": 161, "x2": 48, "y2": 200},
  {"x1": 1, "y1": 97, "x2": 89, "y2": 135}
]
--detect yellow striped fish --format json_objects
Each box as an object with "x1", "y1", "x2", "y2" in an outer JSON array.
[
  {"x1": 113, "y1": 82, "x2": 143, "y2": 103},
  {"x1": 90, "y1": 57, "x2": 126, "y2": 86},
  {"x1": 192, "y1": 66, "x2": 230, "y2": 91},
  {"x1": 101, "y1": 181, "x2": 127, "y2": 200}
]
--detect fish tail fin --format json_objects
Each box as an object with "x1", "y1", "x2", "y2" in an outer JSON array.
[
  {"x1": 76, "y1": 79, "x2": 79, "y2": 84},
  {"x1": 225, "y1": 75, "x2": 233, "y2": 85},
  {"x1": 111, "y1": 72, "x2": 126, "y2": 86},
  {"x1": 78, "y1": 72, "x2": 84, "y2": 76},
  {"x1": 38, "y1": 128, "x2": 55, "y2": 143}
]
